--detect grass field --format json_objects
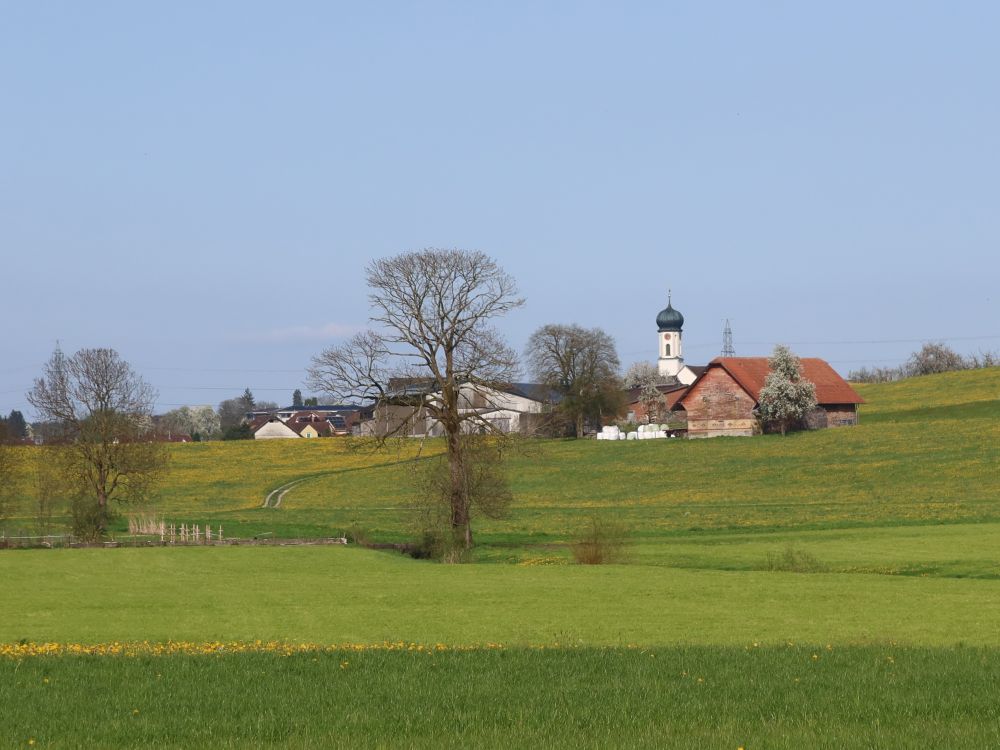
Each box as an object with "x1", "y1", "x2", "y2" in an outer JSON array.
[
  {"x1": 5, "y1": 546, "x2": 1000, "y2": 645},
  {"x1": 2, "y1": 368, "x2": 998, "y2": 747},
  {"x1": 5, "y1": 647, "x2": 999, "y2": 749}
]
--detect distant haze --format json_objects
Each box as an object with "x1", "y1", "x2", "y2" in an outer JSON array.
[{"x1": 1, "y1": 2, "x2": 996, "y2": 414}]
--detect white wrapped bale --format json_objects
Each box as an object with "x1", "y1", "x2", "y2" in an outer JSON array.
[{"x1": 627, "y1": 432, "x2": 638, "y2": 440}]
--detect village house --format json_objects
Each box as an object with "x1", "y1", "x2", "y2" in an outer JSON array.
[
  {"x1": 677, "y1": 357, "x2": 864, "y2": 438},
  {"x1": 251, "y1": 410, "x2": 339, "y2": 439}
]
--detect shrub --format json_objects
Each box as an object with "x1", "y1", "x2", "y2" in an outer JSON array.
[
  {"x1": 571, "y1": 516, "x2": 631, "y2": 564},
  {"x1": 764, "y1": 544, "x2": 826, "y2": 573},
  {"x1": 343, "y1": 523, "x2": 370, "y2": 546},
  {"x1": 71, "y1": 495, "x2": 109, "y2": 542}
]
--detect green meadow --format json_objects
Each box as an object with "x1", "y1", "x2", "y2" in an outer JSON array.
[
  {"x1": 2, "y1": 368, "x2": 998, "y2": 747},
  {"x1": 5, "y1": 647, "x2": 1000, "y2": 749}
]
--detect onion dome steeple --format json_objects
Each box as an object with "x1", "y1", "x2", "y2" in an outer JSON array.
[{"x1": 656, "y1": 290, "x2": 684, "y2": 332}]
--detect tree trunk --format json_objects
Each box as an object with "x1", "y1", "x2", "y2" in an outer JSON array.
[
  {"x1": 575, "y1": 413, "x2": 584, "y2": 439},
  {"x1": 446, "y1": 430, "x2": 472, "y2": 549},
  {"x1": 97, "y1": 490, "x2": 109, "y2": 534}
]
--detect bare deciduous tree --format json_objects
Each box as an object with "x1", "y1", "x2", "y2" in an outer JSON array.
[
  {"x1": 412, "y1": 435, "x2": 513, "y2": 561},
  {"x1": 526, "y1": 324, "x2": 622, "y2": 437},
  {"x1": 308, "y1": 248, "x2": 524, "y2": 550},
  {"x1": 27, "y1": 346, "x2": 168, "y2": 537}
]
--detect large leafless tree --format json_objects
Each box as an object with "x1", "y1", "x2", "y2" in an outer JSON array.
[
  {"x1": 27, "y1": 346, "x2": 167, "y2": 537},
  {"x1": 308, "y1": 248, "x2": 523, "y2": 549},
  {"x1": 526, "y1": 324, "x2": 622, "y2": 437}
]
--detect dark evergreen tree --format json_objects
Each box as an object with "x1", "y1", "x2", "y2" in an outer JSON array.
[
  {"x1": 7, "y1": 410, "x2": 27, "y2": 438},
  {"x1": 292, "y1": 389, "x2": 303, "y2": 407},
  {"x1": 239, "y1": 388, "x2": 255, "y2": 410}
]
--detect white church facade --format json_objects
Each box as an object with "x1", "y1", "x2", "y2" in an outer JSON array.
[{"x1": 655, "y1": 292, "x2": 699, "y2": 386}]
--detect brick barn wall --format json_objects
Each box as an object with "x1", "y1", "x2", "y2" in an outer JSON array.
[
  {"x1": 805, "y1": 407, "x2": 828, "y2": 430},
  {"x1": 822, "y1": 404, "x2": 859, "y2": 427},
  {"x1": 684, "y1": 367, "x2": 756, "y2": 438},
  {"x1": 800, "y1": 405, "x2": 860, "y2": 431}
]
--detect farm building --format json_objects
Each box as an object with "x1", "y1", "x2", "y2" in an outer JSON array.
[
  {"x1": 357, "y1": 380, "x2": 559, "y2": 437},
  {"x1": 251, "y1": 410, "x2": 338, "y2": 439},
  {"x1": 677, "y1": 357, "x2": 864, "y2": 438},
  {"x1": 623, "y1": 381, "x2": 693, "y2": 424}
]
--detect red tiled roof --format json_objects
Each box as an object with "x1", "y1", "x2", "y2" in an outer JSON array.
[
  {"x1": 664, "y1": 388, "x2": 689, "y2": 409},
  {"x1": 623, "y1": 382, "x2": 688, "y2": 405},
  {"x1": 681, "y1": 357, "x2": 864, "y2": 406}
]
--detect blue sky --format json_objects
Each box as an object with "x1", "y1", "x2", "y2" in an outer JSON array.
[{"x1": 1, "y1": 2, "x2": 997, "y2": 414}]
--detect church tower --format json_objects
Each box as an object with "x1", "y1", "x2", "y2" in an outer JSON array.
[{"x1": 656, "y1": 291, "x2": 685, "y2": 379}]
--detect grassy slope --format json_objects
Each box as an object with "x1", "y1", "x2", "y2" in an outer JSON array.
[{"x1": 3, "y1": 368, "x2": 998, "y2": 571}]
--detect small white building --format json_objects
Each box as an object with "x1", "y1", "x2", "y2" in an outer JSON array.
[{"x1": 252, "y1": 417, "x2": 299, "y2": 439}]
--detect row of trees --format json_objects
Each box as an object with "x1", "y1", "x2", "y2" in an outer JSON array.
[{"x1": 848, "y1": 343, "x2": 997, "y2": 383}]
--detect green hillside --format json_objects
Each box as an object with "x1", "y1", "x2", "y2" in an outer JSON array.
[{"x1": 4, "y1": 367, "x2": 998, "y2": 571}]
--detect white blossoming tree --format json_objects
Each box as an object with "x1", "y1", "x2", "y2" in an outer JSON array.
[{"x1": 756, "y1": 345, "x2": 817, "y2": 436}]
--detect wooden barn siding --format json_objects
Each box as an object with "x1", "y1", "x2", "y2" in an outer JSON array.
[{"x1": 684, "y1": 367, "x2": 756, "y2": 438}]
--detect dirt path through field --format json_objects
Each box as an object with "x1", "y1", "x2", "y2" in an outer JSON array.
[{"x1": 260, "y1": 455, "x2": 436, "y2": 509}]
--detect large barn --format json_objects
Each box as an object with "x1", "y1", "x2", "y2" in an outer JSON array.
[{"x1": 677, "y1": 357, "x2": 865, "y2": 438}]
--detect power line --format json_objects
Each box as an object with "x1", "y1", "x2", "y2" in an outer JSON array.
[
  {"x1": 138, "y1": 365, "x2": 305, "y2": 374},
  {"x1": 707, "y1": 333, "x2": 1000, "y2": 347},
  {"x1": 156, "y1": 386, "x2": 302, "y2": 392}
]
